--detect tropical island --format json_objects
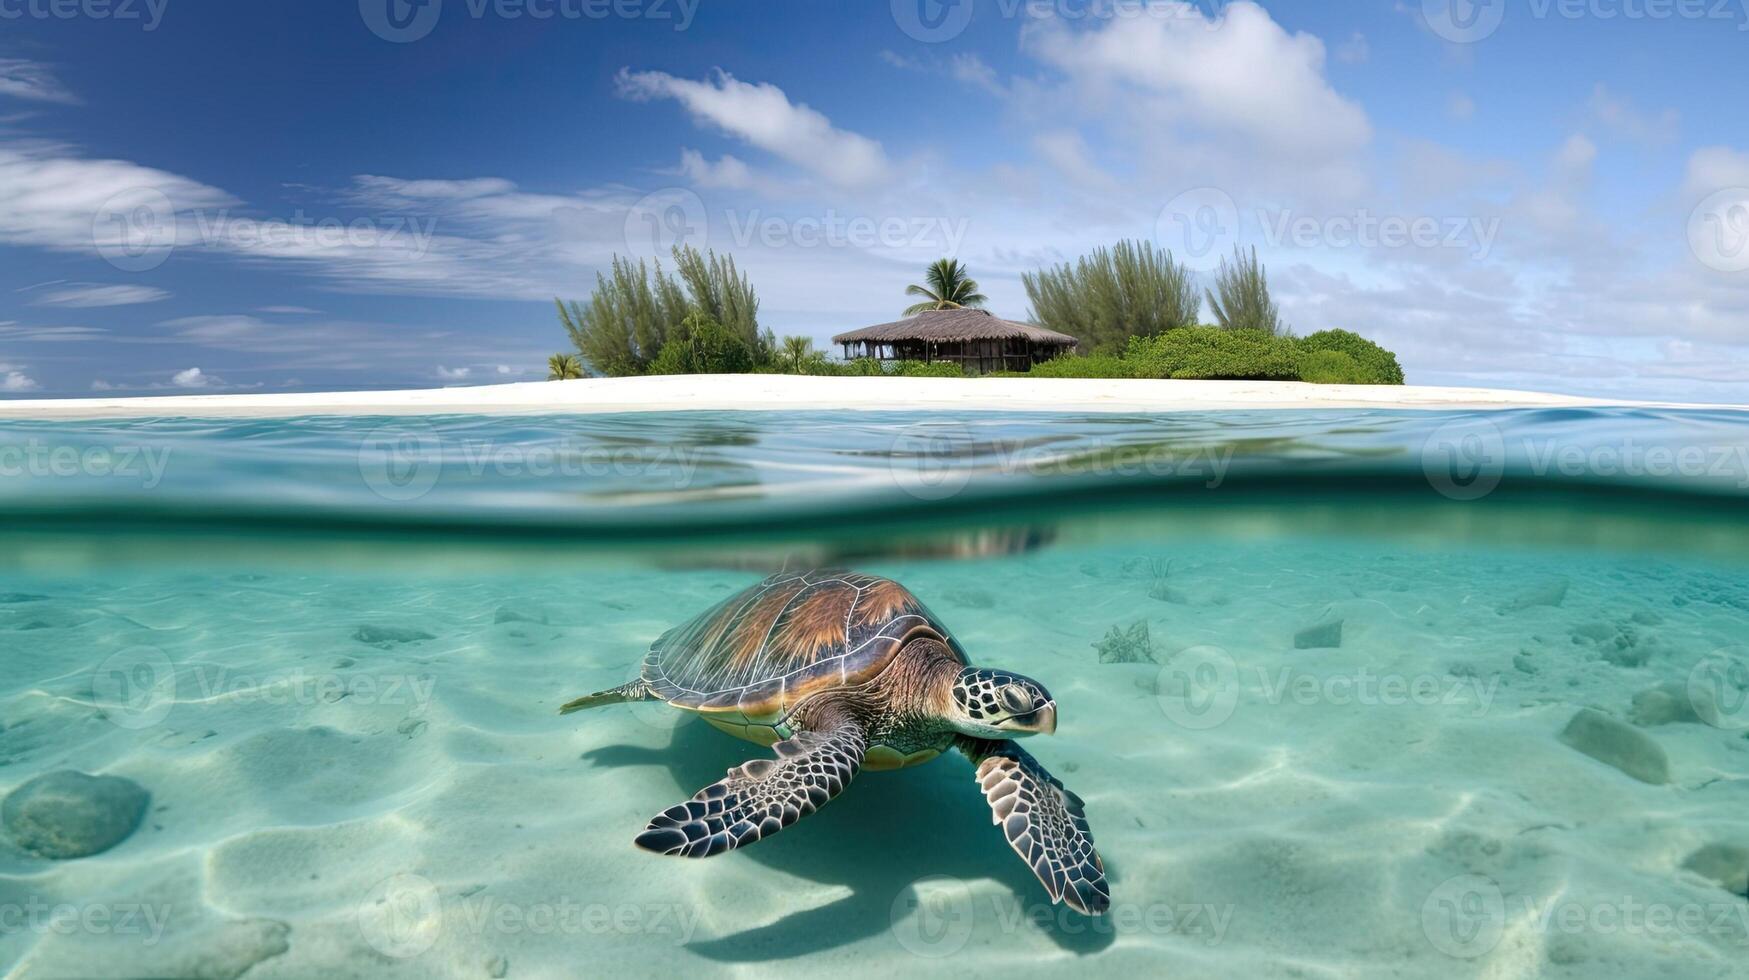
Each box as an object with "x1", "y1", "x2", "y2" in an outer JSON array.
[{"x1": 550, "y1": 241, "x2": 1405, "y2": 386}]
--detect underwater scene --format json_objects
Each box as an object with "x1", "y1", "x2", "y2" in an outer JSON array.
[{"x1": 2, "y1": 408, "x2": 1748, "y2": 979}]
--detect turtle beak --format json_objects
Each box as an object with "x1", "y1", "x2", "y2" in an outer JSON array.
[
  {"x1": 1034, "y1": 701, "x2": 1058, "y2": 735},
  {"x1": 1003, "y1": 701, "x2": 1057, "y2": 735}
]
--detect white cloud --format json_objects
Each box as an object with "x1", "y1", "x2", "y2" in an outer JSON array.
[
  {"x1": 1683, "y1": 146, "x2": 1749, "y2": 197},
  {"x1": 950, "y1": 54, "x2": 1006, "y2": 97},
  {"x1": 0, "y1": 322, "x2": 107, "y2": 342},
  {"x1": 1024, "y1": 2, "x2": 1371, "y2": 163},
  {"x1": 436, "y1": 365, "x2": 471, "y2": 381},
  {"x1": 1335, "y1": 32, "x2": 1370, "y2": 64},
  {"x1": 0, "y1": 140, "x2": 236, "y2": 252},
  {"x1": 171, "y1": 367, "x2": 213, "y2": 388},
  {"x1": 256, "y1": 305, "x2": 320, "y2": 314},
  {"x1": 616, "y1": 68, "x2": 890, "y2": 188},
  {"x1": 1587, "y1": 84, "x2": 1678, "y2": 146},
  {"x1": 31, "y1": 283, "x2": 170, "y2": 308},
  {"x1": 0, "y1": 361, "x2": 39, "y2": 392},
  {"x1": 0, "y1": 60, "x2": 79, "y2": 105}
]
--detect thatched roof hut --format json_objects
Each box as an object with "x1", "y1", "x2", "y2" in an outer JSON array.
[{"x1": 832, "y1": 308, "x2": 1078, "y2": 374}]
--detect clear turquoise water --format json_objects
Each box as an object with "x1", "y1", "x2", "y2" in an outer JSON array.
[{"x1": 2, "y1": 408, "x2": 1748, "y2": 978}]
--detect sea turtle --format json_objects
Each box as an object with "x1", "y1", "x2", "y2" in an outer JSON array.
[{"x1": 561, "y1": 568, "x2": 1110, "y2": 915}]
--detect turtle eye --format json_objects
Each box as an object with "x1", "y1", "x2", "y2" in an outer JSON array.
[{"x1": 1000, "y1": 684, "x2": 1033, "y2": 714}]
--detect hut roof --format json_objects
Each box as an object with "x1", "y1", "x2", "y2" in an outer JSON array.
[{"x1": 832, "y1": 308, "x2": 1078, "y2": 347}]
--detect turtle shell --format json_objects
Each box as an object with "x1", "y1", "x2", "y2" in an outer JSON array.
[{"x1": 642, "y1": 569, "x2": 965, "y2": 725}]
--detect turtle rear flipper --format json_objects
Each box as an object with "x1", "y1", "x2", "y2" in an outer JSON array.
[
  {"x1": 559, "y1": 679, "x2": 655, "y2": 715},
  {"x1": 957, "y1": 737, "x2": 1110, "y2": 915},
  {"x1": 635, "y1": 705, "x2": 865, "y2": 857}
]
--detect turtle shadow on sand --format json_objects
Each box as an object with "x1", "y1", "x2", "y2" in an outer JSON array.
[{"x1": 582, "y1": 720, "x2": 1117, "y2": 961}]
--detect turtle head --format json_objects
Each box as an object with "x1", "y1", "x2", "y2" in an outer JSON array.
[{"x1": 948, "y1": 668, "x2": 1057, "y2": 738}]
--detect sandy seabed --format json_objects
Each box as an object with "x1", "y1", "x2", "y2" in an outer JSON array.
[{"x1": 2, "y1": 534, "x2": 1746, "y2": 979}]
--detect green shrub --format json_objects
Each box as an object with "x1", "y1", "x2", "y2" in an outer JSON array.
[
  {"x1": 888, "y1": 360, "x2": 965, "y2": 378},
  {"x1": 647, "y1": 311, "x2": 755, "y2": 375},
  {"x1": 1297, "y1": 350, "x2": 1364, "y2": 384},
  {"x1": 1125, "y1": 327, "x2": 1302, "y2": 380},
  {"x1": 1298, "y1": 329, "x2": 1404, "y2": 385},
  {"x1": 1022, "y1": 353, "x2": 1140, "y2": 379}
]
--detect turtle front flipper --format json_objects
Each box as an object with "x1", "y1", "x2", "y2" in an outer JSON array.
[
  {"x1": 956, "y1": 737, "x2": 1110, "y2": 915},
  {"x1": 635, "y1": 705, "x2": 865, "y2": 858}
]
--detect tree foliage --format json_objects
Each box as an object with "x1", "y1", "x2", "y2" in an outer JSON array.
[
  {"x1": 558, "y1": 245, "x2": 768, "y2": 376},
  {"x1": 904, "y1": 259, "x2": 987, "y2": 315},
  {"x1": 546, "y1": 353, "x2": 585, "y2": 380},
  {"x1": 1206, "y1": 246, "x2": 1284, "y2": 336},
  {"x1": 1022, "y1": 239, "x2": 1201, "y2": 353},
  {"x1": 648, "y1": 311, "x2": 757, "y2": 375}
]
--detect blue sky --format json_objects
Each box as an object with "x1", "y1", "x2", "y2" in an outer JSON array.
[{"x1": 1, "y1": 0, "x2": 1746, "y2": 398}]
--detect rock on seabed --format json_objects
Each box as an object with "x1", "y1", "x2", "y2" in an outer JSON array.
[
  {"x1": 3, "y1": 770, "x2": 150, "y2": 859},
  {"x1": 1557, "y1": 708, "x2": 1670, "y2": 785}
]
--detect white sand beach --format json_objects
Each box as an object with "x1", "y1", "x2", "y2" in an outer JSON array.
[{"x1": 0, "y1": 376, "x2": 1732, "y2": 420}]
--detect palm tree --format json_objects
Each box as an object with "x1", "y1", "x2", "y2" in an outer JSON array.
[
  {"x1": 904, "y1": 258, "x2": 987, "y2": 315},
  {"x1": 547, "y1": 353, "x2": 585, "y2": 380}
]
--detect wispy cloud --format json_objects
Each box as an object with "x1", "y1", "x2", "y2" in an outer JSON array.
[
  {"x1": 0, "y1": 60, "x2": 79, "y2": 105},
  {"x1": 31, "y1": 283, "x2": 170, "y2": 308},
  {"x1": 616, "y1": 68, "x2": 890, "y2": 188}
]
